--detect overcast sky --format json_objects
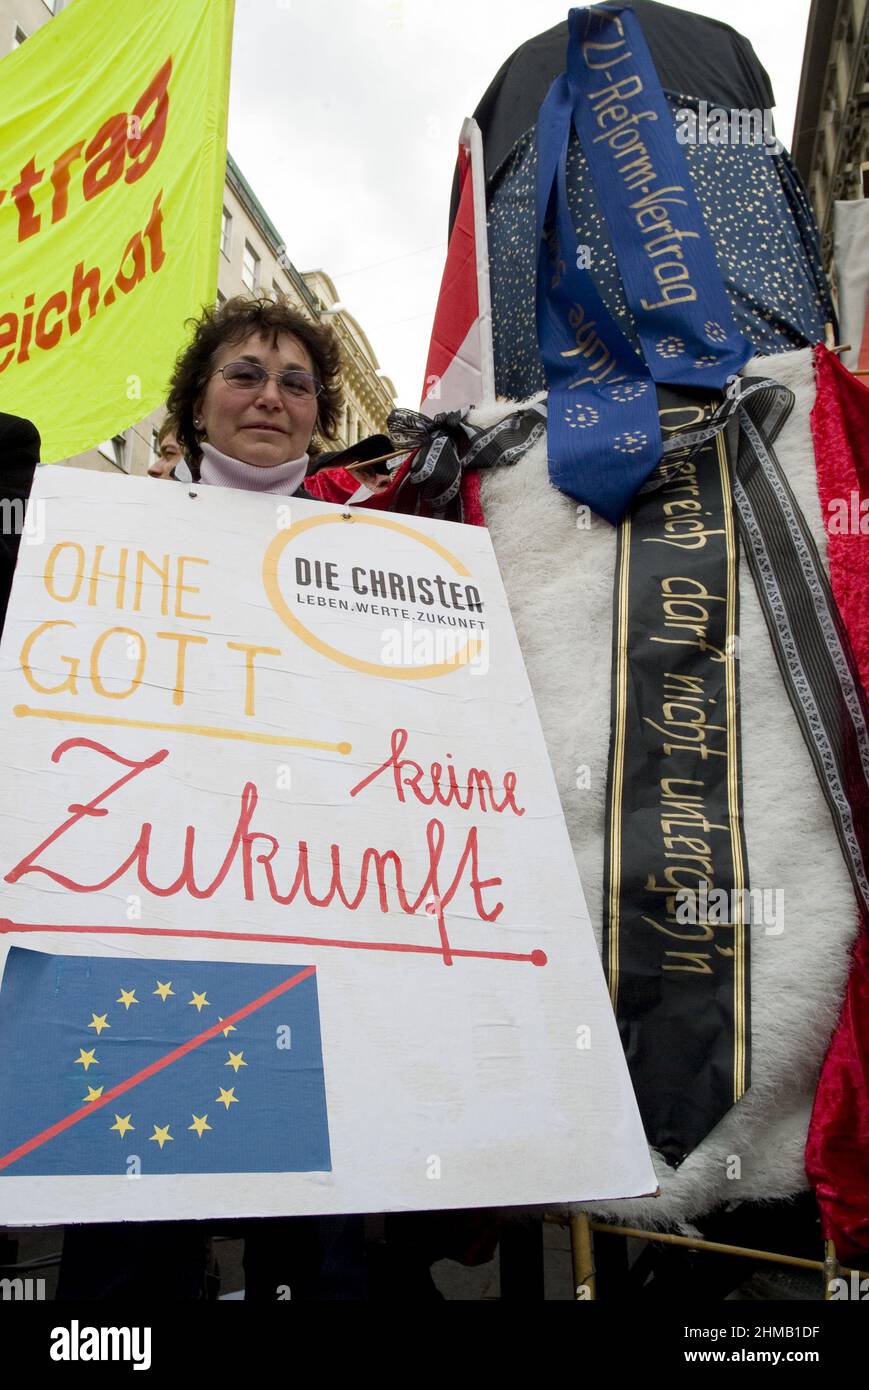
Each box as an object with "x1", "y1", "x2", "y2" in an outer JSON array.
[{"x1": 226, "y1": 0, "x2": 811, "y2": 406}]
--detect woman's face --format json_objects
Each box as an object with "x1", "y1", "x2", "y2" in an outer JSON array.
[{"x1": 196, "y1": 330, "x2": 320, "y2": 467}]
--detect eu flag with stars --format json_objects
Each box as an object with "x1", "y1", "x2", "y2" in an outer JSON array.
[{"x1": 0, "y1": 948, "x2": 331, "y2": 1176}]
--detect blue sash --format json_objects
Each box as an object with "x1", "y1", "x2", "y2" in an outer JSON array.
[{"x1": 536, "y1": 5, "x2": 752, "y2": 522}]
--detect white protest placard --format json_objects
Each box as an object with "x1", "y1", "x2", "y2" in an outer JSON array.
[{"x1": 0, "y1": 468, "x2": 654, "y2": 1223}]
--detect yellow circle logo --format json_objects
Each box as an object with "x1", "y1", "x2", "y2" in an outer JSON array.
[{"x1": 262, "y1": 512, "x2": 484, "y2": 680}]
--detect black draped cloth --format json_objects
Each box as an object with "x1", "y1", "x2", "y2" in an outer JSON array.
[{"x1": 451, "y1": 0, "x2": 834, "y2": 401}]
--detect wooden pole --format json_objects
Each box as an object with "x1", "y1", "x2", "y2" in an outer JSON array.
[
  {"x1": 343, "y1": 448, "x2": 410, "y2": 472},
  {"x1": 570, "y1": 1211, "x2": 596, "y2": 1301},
  {"x1": 584, "y1": 1220, "x2": 869, "y2": 1280},
  {"x1": 823, "y1": 1240, "x2": 840, "y2": 1300}
]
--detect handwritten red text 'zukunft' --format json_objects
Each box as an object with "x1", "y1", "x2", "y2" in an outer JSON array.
[{"x1": 4, "y1": 727, "x2": 546, "y2": 969}]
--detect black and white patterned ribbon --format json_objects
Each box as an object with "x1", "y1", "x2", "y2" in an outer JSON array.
[
  {"x1": 641, "y1": 373, "x2": 869, "y2": 914},
  {"x1": 731, "y1": 382, "x2": 869, "y2": 918},
  {"x1": 387, "y1": 404, "x2": 547, "y2": 519}
]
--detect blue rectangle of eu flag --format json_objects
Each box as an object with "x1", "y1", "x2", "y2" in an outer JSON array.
[{"x1": 0, "y1": 948, "x2": 331, "y2": 1177}]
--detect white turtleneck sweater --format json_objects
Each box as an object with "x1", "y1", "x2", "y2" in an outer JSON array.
[{"x1": 197, "y1": 441, "x2": 309, "y2": 495}]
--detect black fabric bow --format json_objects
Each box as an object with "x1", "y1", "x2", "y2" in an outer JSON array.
[{"x1": 387, "y1": 405, "x2": 546, "y2": 520}]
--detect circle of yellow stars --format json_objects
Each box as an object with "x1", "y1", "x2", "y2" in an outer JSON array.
[
  {"x1": 704, "y1": 320, "x2": 728, "y2": 344},
  {"x1": 563, "y1": 402, "x2": 600, "y2": 430},
  {"x1": 606, "y1": 380, "x2": 650, "y2": 403},
  {"x1": 73, "y1": 979, "x2": 249, "y2": 1154},
  {"x1": 655, "y1": 335, "x2": 685, "y2": 360},
  {"x1": 612, "y1": 429, "x2": 649, "y2": 456}
]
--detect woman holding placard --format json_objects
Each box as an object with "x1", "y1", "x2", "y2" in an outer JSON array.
[{"x1": 57, "y1": 295, "x2": 368, "y2": 1301}]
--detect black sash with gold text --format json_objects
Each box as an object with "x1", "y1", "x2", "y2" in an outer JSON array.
[{"x1": 604, "y1": 391, "x2": 749, "y2": 1167}]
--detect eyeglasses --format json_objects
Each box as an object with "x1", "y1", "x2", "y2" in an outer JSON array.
[{"x1": 214, "y1": 360, "x2": 323, "y2": 399}]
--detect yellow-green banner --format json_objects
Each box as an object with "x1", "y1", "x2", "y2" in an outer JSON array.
[{"x1": 0, "y1": 0, "x2": 234, "y2": 463}]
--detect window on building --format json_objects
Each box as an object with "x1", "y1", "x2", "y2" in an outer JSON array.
[
  {"x1": 216, "y1": 289, "x2": 226, "y2": 307},
  {"x1": 356, "y1": 417, "x2": 365, "y2": 443},
  {"x1": 242, "y1": 241, "x2": 260, "y2": 292},
  {"x1": 271, "y1": 280, "x2": 284, "y2": 302},
  {"x1": 344, "y1": 405, "x2": 353, "y2": 445},
  {"x1": 42, "y1": 0, "x2": 61, "y2": 14},
  {"x1": 220, "y1": 207, "x2": 232, "y2": 259},
  {"x1": 12, "y1": 25, "x2": 28, "y2": 47},
  {"x1": 98, "y1": 436, "x2": 128, "y2": 471}
]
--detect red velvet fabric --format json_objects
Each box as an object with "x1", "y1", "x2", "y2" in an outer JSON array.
[
  {"x1": 459, "y1": 467, "x2": 486, "y2": 527},
  {"x1": 302, "y1": 456, "x2": 414, "y2": 510},
  {"x1": 805, "y1": 346, "x2": 869, "y2": 1259},
  {"x1": 303, "y1": 454, "x2": 489, "y2": 526}
]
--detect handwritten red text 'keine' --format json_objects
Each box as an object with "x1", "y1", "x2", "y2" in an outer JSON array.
[{"x1": 4, "y1": 729, "x2": 531, "y2": 968}]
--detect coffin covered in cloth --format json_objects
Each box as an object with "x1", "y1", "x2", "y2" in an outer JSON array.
[
  {"x1": 412, "y1": 1, "x2": 869, "y2": 1242},
  {"x1": 466, "y1": 347, "x2": 865, "y2": 1229}
]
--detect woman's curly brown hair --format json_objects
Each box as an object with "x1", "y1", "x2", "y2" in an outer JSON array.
[{"x1": 166, "y1": 293, "x2": 344, "y2": 476}]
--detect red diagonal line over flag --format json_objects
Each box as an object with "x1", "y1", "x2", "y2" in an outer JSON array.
[{"x1": 0, "y1": 965, "x2": 316, "y2": 1173}]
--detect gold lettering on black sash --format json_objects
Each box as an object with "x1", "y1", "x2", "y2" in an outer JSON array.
[{"x1": 605, "y1": 400, "x2": 749, "y2": 1165}]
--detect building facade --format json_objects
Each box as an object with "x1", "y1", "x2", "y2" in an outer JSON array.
[
  {"x1": 792, "y1": 0, "x2": 869, "y2": 270},
  {"x1": 1, "y1": 0, "x2": 397, "y2": 474}
]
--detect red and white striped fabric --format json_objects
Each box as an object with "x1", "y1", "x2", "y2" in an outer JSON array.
[{"x1": 420, "y1": 118, "x2": 495, "y2": 416}]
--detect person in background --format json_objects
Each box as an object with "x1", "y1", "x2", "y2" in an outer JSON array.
[{"x1": 148, "y1": 416, "x2": 184, "y2": 478}]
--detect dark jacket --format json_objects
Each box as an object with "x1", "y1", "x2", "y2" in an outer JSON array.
[{"x1": 0, "y1": 413, "x2": 40, "y2": 639}]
